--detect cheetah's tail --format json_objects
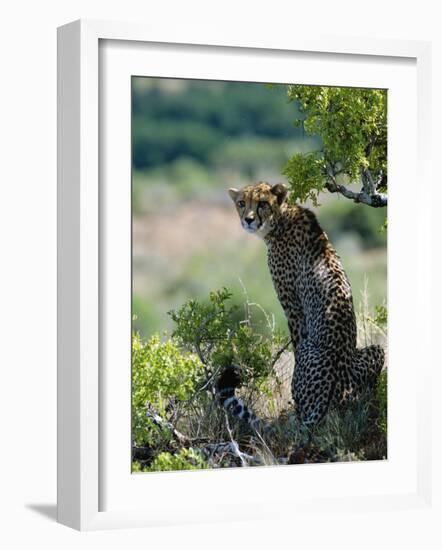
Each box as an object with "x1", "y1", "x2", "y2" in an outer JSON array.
[{"x1": 216, "y1": 366, "x2": 262, "y2": 429}]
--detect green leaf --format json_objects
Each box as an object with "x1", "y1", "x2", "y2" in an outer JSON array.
[{"x1": 284, "y1": 85, "x2": 387, "y2": 205}]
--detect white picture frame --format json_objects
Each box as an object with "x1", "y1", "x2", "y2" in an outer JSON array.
[{"x1": 57, "y1": 19, "x2": 433, "y2": 531}]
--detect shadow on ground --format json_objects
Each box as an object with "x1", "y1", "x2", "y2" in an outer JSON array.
[{"x1": 26, "y1": 503, "x2": 57, "y2": 522}]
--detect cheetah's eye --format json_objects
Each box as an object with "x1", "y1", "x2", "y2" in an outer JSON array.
[
  {"x1": 258, "y1": 201, "x2": 268, "y2": 208},
  {"x1": 237, "y1": 200, "x2": 245, "y2": 208}
]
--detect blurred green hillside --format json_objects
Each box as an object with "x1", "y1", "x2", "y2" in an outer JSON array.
[{"x1": 132, "y1": 78, "x2": 387, "y2": 339}]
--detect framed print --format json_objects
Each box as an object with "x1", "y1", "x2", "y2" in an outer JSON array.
[{"x1": 57, "y1": 19, "x2": 433, "y2": 530}]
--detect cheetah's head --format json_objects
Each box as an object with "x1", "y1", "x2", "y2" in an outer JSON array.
[{"x1": 228, "y1": 181, "x2": 288, "y2": 238}]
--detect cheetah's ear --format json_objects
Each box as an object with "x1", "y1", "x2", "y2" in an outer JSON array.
[
  {"x1": 271, "y1": 183, "x2": 288, "y2": 205},
  {"x1": 228, "y1": 188, "x2": 239, "y2": 202}
]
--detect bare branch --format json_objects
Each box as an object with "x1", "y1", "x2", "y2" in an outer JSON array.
[
  {"x1": 146, "y1": 405, "x2": 191, "y2": 445},
  {"x1": 325, "y1": 179, "x2": 387, "y2": 208},
  {"x1": 223, "y1": 412, "x2": 248, "y2": 467},
  {"x1": 142, "y1": 406, "x2": 262, "y2": 468},
  {"x1": 201, "y1": 441, "x2": 262, "y2": 466},
  {"x1": 324, "y1": 163, "x2": 387, "y2": 207}
]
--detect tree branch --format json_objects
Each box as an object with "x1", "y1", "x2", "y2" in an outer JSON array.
[
  {"x1": 325, "y1": 179, "x2": 387, "y2": 208},
  {"x1": 143, "y1": 405, "x2": 261, "y2": 467},
  {"x1": 362, "y1": 169, "x2": 376, "y2": 195},
  {"x1": 201, "y1": 441, "x2": 262, "y2": 466},
  {"x1": 146, "y1": 405, "x2": 191, "y2": 445}
]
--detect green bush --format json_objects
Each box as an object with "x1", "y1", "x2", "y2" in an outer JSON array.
[
  {"x1": 132, "y1": 289, "x2": 387, "y2": 470},
  {"x1": 145, "y1": 448, "x2": 208, "y2": 472},
  {"x1": 169, "y1": 288, "x2": 286, "y2": 388},
  {"x1": 132, "y1": 332, "x2": 204, "y2": 447},
  {"x1": 132, "y1": 288, "x2": 288, "y2": 469}
]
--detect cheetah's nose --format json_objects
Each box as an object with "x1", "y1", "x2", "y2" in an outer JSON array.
[{"x1": 245, "y1": 216, "x2": 254, "y2": 225}]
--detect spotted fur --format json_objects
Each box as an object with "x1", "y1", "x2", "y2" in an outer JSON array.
[{"x1": 228, "y1": 181, "x2": 384, "y2": 427}]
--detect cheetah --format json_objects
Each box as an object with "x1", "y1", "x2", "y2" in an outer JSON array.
[{"x1": 226, "y1": 181, "x2": 384, "y2": 427}]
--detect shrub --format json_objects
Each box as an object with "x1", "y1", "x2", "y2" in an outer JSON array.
[
  {"x1": 132, "y1": 288, "x2": 387, "y2": 470},
  {"x1": 169, "y1": 287, "x2": 287, "y2": 390},
  {"x1": 132, "y1": 332, "x2": 204, "y2": 447},
  {"x1": 145, "y1": 448, "x2": 209, "y2": 472},
  {"x1": 132, "y1": 288, "x2": 288, "y2": 469}
]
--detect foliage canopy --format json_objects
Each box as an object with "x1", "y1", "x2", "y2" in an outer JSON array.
[{"x1": 283, "y1": 86, "x2": 387, "y2": 207}]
